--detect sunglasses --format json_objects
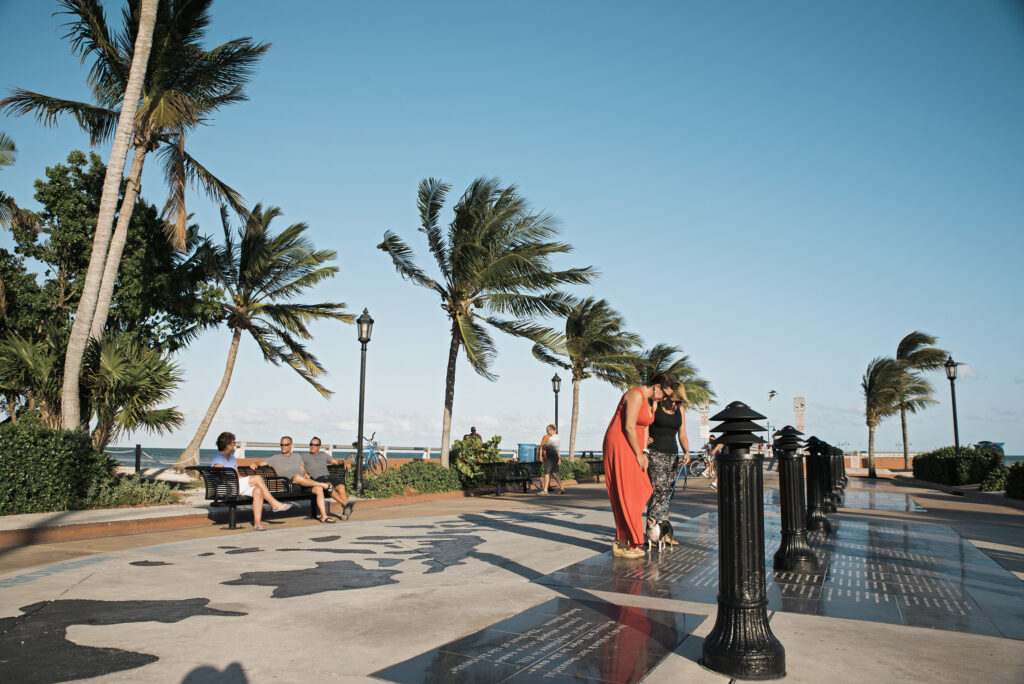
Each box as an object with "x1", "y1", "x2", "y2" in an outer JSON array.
[
  {"x1": 280, "y1": 442, "x2": 291, "y2": 447},
  {"x1": 310, "y1": 442, "x2": 321, "y2": 447}
]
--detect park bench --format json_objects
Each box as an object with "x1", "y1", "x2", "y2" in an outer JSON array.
[
  {"x1": 480, "y1": 462, "x2": 538, "y2": 495},
  {"x1": 187, "y1": 465, "x2": 324, "y2": 529},
  {"x1": 582, "y1": 458, "x2": 604, "y2": 481}
]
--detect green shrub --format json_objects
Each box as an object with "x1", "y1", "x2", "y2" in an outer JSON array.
[
  {"x1": 558, "y1": 458, "x2": 593, "y2": 481},
  {"x1": 333, "y1": 458, "x2": 465, "y2": 499},
  {"x1": 86, "y1": 474, "x2": 181, "y2": 507},
  {"x1": 450, "y1": 436, "x2": 504, "y2": 488},
  {"x1": 913, "y1": 446, "x2": 1003, "y2": 486},
  {"x1": 0, "y1": 419, "x2": 114, "y2": 514},
  {"x1": 980, "y1": 466, "x2": 1007, "y2": 493},
  {"x1": 1006, "y1": 463, "x2": 1024, "y2": 500}
]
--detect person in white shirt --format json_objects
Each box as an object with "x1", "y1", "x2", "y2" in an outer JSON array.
[{"x1": 539, "y1": 424, "x2": 564, "y2": 495}]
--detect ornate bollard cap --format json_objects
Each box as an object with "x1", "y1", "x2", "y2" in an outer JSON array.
[
  {"x1": 804, "y1": 436, "x2": 824, "y2": 454},
  {"x1": 711, "y1": 401, "x2": 766, "y2": 446},
  {"x1": 773, "y1": 425, "x2": 804, "y2": 451}
]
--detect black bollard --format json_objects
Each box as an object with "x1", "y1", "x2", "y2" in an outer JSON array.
[
  {"x1": 135, "y1": 444, "x2": 142, "y2": 474},
  {"x1": 819, "y1": 440, "x2": 839, "y2": 512},
  {"x1": 839, "y1": 446, "x2": 849, "y2": 487},
  {"x1": 804, "y1": 437, "x2": 832, "y2": 533},
  {"x1": 772, "y1": 426, "x2": 819, "y2": 573},
  {"x1": 831, "y1": 446, "x2": 845, "y2": 502},
  {"x1": 701, "y1": 401, "x2": 785, "y2": 680}
]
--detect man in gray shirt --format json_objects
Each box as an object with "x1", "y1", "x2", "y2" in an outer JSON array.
[
  {"x1": 302, "y1": 436, "x2": 354, "y2": 520},
  {"x1": 267, "y1": 436, "x2": 334, "y2": 523}
]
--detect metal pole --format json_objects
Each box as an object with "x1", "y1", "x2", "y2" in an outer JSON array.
[
  {"x1": 554, "y1": 388, "x2": 559, "y2": 429},
  {"x1": 356, "y1": 341, "x2": 368, "y2": 495},
  {"x1": 135, "y1": 444, "x2": 141, "y2": 474},
  {"x1": 804, "y1": 437, "x2": 832, "y2": 533},
  {"x1": 949, "y1": 377, "x2": 960, "y2": 454},
  {"x1": 773, "y1": 427, "x2": 818, "y2": 573}
]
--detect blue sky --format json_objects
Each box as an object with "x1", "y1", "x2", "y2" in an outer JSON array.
[{"x1": 1, "y1": 0, "x2": 1022, "y2": 455}]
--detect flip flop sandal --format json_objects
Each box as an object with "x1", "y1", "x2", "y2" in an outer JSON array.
[
  {"x1": 318, "y1": 517, "x2": 336, "y2": 524},
  {"x1": 253, "y1": 524, "x2": 267, "y2": 531}
]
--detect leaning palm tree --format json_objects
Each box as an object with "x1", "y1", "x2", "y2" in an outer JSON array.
[
  {"x1": 0, "y1": 0, "x2": 267, "y2": 429},
  {"x1": 861, "y1": 356, "x2": 903, "y2": 478},
  {"x1": 530, "y1": 297, "x2": 642, "y2": 458},
  {"x1": 618, "y1": 343, "x2": 715, "y2": 408},
  {"x1": 174, "y1": 205, "x2": 352, "y2": 469},
  {"x1": 378, "y1": 178, "x2": 598, "y2": 467},
  {"x1": 895, "y1": 331, "x2": 946, "y2": 469}
]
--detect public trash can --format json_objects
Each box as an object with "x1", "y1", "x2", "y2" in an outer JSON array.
[{"x1": 518, "y1": 443, "x2": 536, "y2": 462}]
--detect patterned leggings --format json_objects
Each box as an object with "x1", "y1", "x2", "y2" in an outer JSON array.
[{"x1": 646, "y1": 449, "x2": 678, "y2": 523}]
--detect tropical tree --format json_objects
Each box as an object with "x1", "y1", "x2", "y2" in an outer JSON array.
[
  {"x1": 895, "y1": 331, "x2": 946, "y2": 469},
  {"x1": 83, "y1": 336, "x2": 184, "y2": 451},
  {"x1": 530, "y1": 297, "x2": 641, "y2": 458},
  {"x1": 378, "y1": 178, "x2": 598, "y2": 467},
  {"x1": 0, "y1": 131, "x2": 16, "y2": 228},
  {"x1": 174, "y1": 205, "x2": 352, "y2": 469},
  {"x1": 0, "y1": 0, "x2": 267, "y2": 428},
  {"x1": 861, "y1": 356, "x2": 903, "y2": 478},
  {"x1": 618, "y1": 343, "x2": 715, "y2": 408},
  {"x1": 0, "y1": 326, "x2": 64, "y2": 427}
]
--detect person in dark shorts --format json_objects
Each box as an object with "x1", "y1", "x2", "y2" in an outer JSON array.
[
  {"x1": 302, "y1": 436, "x2": 354, "y2": 520},
  {"x1": 539, "y1": 424, "x2": 564, "y2": 495}
]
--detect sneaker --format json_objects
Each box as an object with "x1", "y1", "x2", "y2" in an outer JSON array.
[
  {"x1": 710, "y1": 482, "x2": 718, "y2": 491},
  {"x1": 539, "y1": 490, "x2": 548, "y2": 495}
]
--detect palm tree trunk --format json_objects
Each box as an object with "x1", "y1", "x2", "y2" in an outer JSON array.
[
  {"x1": 867, "y1": 425, "x2": 877, "y2": 479},
  {"x1": 174, "y1": 327, "x2": 242, "y2": 471},
  {"x1": 900, "y1": 407, "x2": 910, "y2": 471},
  {"x1": 60, "y1": 0, "x2": 158, "y2": 429},
  {"x1": 438, "y1": 325, "x2": 460, "y2": 469},
  {"x1": 89, "y1": 146, "x2": 148, "y2": 341},
  {"x1": 569, "y1": 377, "x2": 581, "y2": 459}
]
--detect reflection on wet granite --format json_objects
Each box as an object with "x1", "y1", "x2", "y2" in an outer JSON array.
[
  {"x1": 540, "y1": 513, "x2": 1024, "y2": 640},
  {"x1": 372, "y1": 597, "x2": 704, "y2": 684},
  {"x1": 0, "y1": 598, "x2": 244, "y2": 683},
  {"x1": 764, "y1": 488, "x2": 926, "y2": 512}
]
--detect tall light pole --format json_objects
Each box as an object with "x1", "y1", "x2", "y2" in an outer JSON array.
[
  {"x1": 944, "y1": 355, "x2": 960, "y2": 454},
  {"x1": 551, "y1": 373, "x2": 561, "y2": 429},
  {"x1": 355, "y1": 308, "x2": 374, "y2": 495}
]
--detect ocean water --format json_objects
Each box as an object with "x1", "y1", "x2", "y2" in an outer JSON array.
[{"x1": 106, "y1": 447, "x2": 1024, "y2": 470}]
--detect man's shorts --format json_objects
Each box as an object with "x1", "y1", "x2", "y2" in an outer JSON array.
[
  {"x1": 314, "y1": 475, "x2": 344, "y2": 489},
  {"x1": 543, "y1": 453, "x2": 560, "y2": 476}
]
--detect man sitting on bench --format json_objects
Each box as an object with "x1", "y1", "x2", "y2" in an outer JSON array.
[
  {"x1": 303, "y1": 436, "x2": 355, "y2": 520},
  {"x1": 267, "y1": 436, "x2": 334, "y2": 523},
  {"x1": 210, "y1": 431, "x2": 293, "y2": 531}
]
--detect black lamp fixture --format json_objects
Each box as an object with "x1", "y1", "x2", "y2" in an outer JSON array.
[
  {"x1": 551, "y1": 373, "x2": 561, "y2": 428},
  {"x1": 354, "y1": 308, "x2": 374, "y2": 495},
  {"x1": 944, "y1": 355, "x2": 960, "y2": 454}
]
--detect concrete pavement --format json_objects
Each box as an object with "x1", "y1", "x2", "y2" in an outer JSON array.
[{"x1": 1, "y1": 472, "x2": 1022, "y2": 683}]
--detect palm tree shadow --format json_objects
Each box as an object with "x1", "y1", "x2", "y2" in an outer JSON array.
[{"x1": 182, "y1": 662, "x2": 248, "y2": 683}]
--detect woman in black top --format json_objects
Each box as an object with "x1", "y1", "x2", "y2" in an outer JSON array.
[{"x1": 645, "y1": 386, "x2": 691, "y2": 531}]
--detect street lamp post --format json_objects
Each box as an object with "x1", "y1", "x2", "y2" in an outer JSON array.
[
  {"x1": 944, "y1": 355, "x2": 960, "y2": 454},
  {"x1": 354, "y1": 309, "x2": 374, "y2": 495},
  {"x1": 551, "y1": 374, "x2": 561, "y2": 429}
]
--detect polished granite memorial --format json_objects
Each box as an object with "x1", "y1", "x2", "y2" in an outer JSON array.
[
  {"x1": 371, "y1": 597, "x2": 705, "y2": 684},
  {"x1": 539, "y1": 492, "x2": 1024, "y2": 641},
  {"x1": 764, "y1": 488, "x2": 927, "y2": 512}
]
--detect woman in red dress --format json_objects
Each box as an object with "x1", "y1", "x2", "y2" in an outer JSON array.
[{"x1": 603, "y1": 373, "x2": 676, "y2": 559}]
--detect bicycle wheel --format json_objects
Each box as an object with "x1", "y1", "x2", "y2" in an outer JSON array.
[
  {"x1": 367, "y1": 453, "x2": 386, "y2": 475},
  {"x1": 688, "y1": 460, "x2": 706, "y2": 478}
]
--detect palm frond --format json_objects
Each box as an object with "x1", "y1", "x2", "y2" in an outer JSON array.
[
  {"x1": 0, "y1": 132, "x2": 16, "y2": 167},
  {"x1": 0, "y1": 90, "x2": 117, "y2": 145},
  {"x1": 896, "y1": 331, "x2": 947, "y2": 372},
  {"x1": 455, "y1": 314, "x2": 498, "y2": 380},
  {"x1": 377, "y1": 232, "x2": 445, "y2": 294}
]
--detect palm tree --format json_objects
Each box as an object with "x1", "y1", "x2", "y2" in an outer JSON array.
[
  {"x1": 619, "y1": 343, "x2": 715, "y2": 408},
  {"x1": 530, "y1": 297, "x2": 641, "y2": 458},
  {"x1": 0, "y1": 131, "x2": 16, "y2": 229},
  {"x1": 83, "y1": 335, "x2": 184, "y2": 451},
  {"x1": 0, "y1": 0, "x2": 267, "y2": 428},
  {"x1": 895, "y1": 331, "x2": 946, "y2": 469},
  {"x1": 861, "y1": 356, "x2": 903, "y2": 478},
  {"x1": 174, "y1": 205, "x2": 352, "y2": 469},
  {"x1": 378, "y1": 178, "x2": 597, "y2": 467}
]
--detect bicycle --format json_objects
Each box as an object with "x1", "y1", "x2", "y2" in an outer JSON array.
[
  {"x1": 687, "y1": 452, "x2": 717, "y2": 480},
  {"x1": 346, "y1": 432, "x2": 388, "y2": 474}
]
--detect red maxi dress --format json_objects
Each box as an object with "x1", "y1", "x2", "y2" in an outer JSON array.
[{"x1": 602, "y1": 387, "x2": 654, "y2": 547}]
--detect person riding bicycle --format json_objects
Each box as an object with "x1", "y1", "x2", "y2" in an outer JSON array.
[{"x1": 302, "y1": 436, "x2": 355, "y2": 520}]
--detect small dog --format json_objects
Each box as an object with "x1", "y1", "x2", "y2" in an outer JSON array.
[{"x1": 646, "y1": 519, "x2": 674, "y2": 553}]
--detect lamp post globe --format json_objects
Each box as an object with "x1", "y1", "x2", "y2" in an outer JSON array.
[{"x1": 355, "y1": 308, "x2": 374, "y2": 495}]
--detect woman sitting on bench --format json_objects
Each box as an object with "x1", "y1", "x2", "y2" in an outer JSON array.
[{"x1": 211, "y1": 431, "x2": 293, "y2": 531}]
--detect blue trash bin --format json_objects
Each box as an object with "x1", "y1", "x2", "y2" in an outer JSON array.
[{"x1": 518, "y1": 443, "x2": 536, "y2": 462}]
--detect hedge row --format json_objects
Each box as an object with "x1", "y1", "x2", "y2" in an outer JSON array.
[
  {"x1": 1006, "y1": 463, "x2": 1024, "y2": 500},
  {"x1": 911, "y1": 446, "x2": 1003, "y2": 487}
]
